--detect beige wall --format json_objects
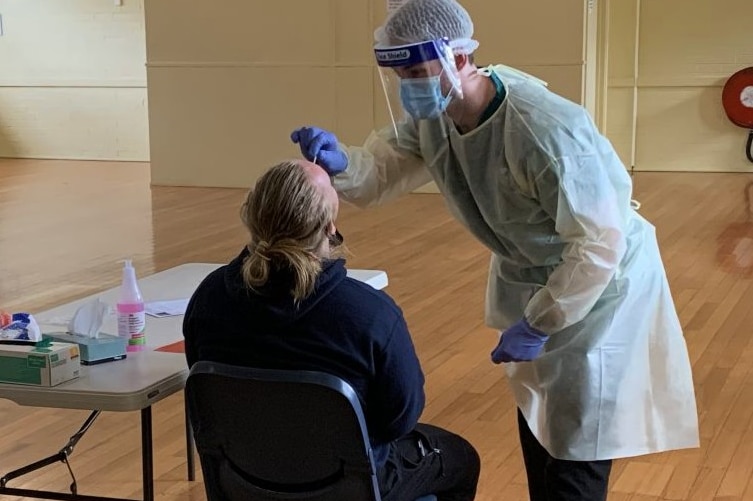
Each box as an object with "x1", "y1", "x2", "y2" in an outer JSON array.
[
  {"x1": 605, "y1": 0, "x2": 753, "y2": 172},
  {"x1": 467, "y1": 0, "x2": 590, "y2": 106},
  {"x1": 146, "y1": 0, "x2": 592, "y2": 188},
  {"x1": 0, "y1": 0, "x2": 149, "y2": 161}
]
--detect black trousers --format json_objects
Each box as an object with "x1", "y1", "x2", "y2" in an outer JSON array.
[
  {"x1": 518, "y1": 410, "x2": 613, "y2": 501},
  {"x1": 378, "y1": 423, "x2": 480, "y2": 501}
]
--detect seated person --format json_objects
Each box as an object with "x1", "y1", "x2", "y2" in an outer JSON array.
[{"x1": 183, "y1": 159, "x2": 480, "y2": 501}]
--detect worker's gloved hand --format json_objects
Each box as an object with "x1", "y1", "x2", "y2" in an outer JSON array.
[
  {"x1": 491, "y1": 319, "x2": 549, "y2": 364},
  {"x1": 290, "y1": 126, "x2": 348, "y2": 176}
]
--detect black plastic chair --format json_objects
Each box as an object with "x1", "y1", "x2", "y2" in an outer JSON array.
[{"x1": 185, "y1": 361, "x2": 436, "y2": 501}]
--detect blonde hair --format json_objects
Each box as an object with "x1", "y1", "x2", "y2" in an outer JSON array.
[{"x1": 240, "y1": 161, "x2": 338, "y2": 302}]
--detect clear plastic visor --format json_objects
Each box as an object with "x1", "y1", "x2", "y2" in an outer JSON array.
[{"x1": 374, "y1": 38, "x2": 462, "y2": 133}]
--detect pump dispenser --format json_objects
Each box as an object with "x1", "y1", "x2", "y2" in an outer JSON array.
[{"x1": 117, "y1": 260, "x2": 146, "y2": 352}]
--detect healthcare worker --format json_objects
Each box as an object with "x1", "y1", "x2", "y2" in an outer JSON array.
[{"x1": 291, "y1": 0, "x2": 700, "y2": 499}]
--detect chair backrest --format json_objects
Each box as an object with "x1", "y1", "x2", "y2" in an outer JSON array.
[{"x1": 185, "y1": 361, "x2": 382, "y2": 501}]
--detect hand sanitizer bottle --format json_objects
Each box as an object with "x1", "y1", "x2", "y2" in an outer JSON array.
[{"x1": 117, "y1": 260, "x2": 146, "y2": 352}]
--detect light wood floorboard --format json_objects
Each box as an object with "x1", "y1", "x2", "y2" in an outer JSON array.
[{"x1": 2, "y1": 158, "x2": 753, "y2": 500}]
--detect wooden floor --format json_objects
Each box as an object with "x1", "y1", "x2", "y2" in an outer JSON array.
[{"x1": 2, "y1": 158, "x2": 753, "y2": 500}]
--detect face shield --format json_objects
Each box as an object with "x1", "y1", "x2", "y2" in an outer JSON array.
[{"x1": 374, "y1": 38, "x2": 463, "y2": 132}]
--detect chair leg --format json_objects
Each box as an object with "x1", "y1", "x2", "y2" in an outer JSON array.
[{"x1": 186, "y1": 397, "x2": 196, "y2": 481}]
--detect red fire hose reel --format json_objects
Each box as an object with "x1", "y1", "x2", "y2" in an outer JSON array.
[{"x1": 722, "y1": 66, "x2": 753, "y2": 163}]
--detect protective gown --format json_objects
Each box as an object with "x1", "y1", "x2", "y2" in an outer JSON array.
[{"x1": 333, "y1": 65, "x2": 699, "y2": 460}]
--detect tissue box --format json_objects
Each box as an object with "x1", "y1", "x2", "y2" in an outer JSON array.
[
  {"x1": 43, "y1": 332, "x2": 127, "y2": 365},
  {"x1": 0, "y1": 341, "x2": 81, "y2": 386}
]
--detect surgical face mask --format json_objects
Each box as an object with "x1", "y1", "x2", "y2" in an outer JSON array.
[{"x1": 399, "y1": 75, "x2": 453, "y2": 119}]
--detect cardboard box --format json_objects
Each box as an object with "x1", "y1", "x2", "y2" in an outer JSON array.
[{"x1": 0, "y1": 341, "x2": 81, "y2": 386}]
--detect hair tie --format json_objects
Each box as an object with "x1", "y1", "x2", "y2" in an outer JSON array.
[{"x1": 253, "y1": 240, "x2": 272, "y2": 262}]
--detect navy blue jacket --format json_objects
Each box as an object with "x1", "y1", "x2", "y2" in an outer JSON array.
[{"x1": 183, "y1": 249, "x2": 425, "y2": 466}]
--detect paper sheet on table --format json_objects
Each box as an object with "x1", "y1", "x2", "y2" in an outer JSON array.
[{"x1": 145, "y1": 299, "x2": 190, "y2": 318}]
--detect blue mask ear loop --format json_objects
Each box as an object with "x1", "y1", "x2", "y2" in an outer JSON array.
[
  {"x1": 430, "y1": 72, "x2": 455, "y2": 140},
  {"x1": 436, "y1": 68, "x2": 456, "y2": 113},
  {"x1": 440, "y1": 87, "x2": 454, "y2": 112}
]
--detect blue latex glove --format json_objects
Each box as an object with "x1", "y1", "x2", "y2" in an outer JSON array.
[
  {"x1": 491, "y1": 319, "x2": 549, "y2": 364},
  {"x1": 290, "y1": 126, "x2": 348, "y2": 176}
]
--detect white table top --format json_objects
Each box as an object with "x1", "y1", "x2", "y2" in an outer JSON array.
[
  {"x1": 34, "y1": 264, "x2": 387, "y2": 349},
  {"x1": 0, "y1": 263, "x2": 388, "y2": 411},
  {"x1": 0, "y1": 351, "x2": 188, "y2": 411}
]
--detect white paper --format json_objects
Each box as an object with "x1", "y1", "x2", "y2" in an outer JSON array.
[{"x1": 145, "y1": 299, "x2": 190, "y2": 318}]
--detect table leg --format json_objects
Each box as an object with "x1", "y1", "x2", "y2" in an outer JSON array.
[
  {"x1": 140, "y1": 407, "x2": 154, "y2": 501},
  {"x1": 0, "y1": 410, "x2": 133, "y2": 501}
]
